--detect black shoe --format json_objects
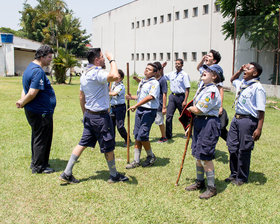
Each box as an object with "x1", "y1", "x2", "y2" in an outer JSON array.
[
  {"x1": 107, "y1": 172, "x2": 129, "y2": 183},
  {"x1": 126, "y1": 160, "x2": 141, "y2": 169},
  {"x1": 59, "y1": 172, "x2": 80, "y2": 184},
  {"x1": 225, "y1": 176, "x2": 235, "y2": 183},
  {"x1": 142, "y1": 155, "x2": 157, "y2": 167},
  {"x1": 199, "y1": 186, "x2": 217, "y2": 199},
  {"x1": 42, "y1": 167, "x2": 55, "y2": 174},
  {"x1": 185, "y1": 179, "x2": 205, "y2": 191},
  {"x1": 232, "y1": 179, "x2": 246, "y2": 186}
]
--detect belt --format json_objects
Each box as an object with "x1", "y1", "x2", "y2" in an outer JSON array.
[
  {"x1": 111, "y1": 104, "x2": 125, "y2": 108},
  {"x1": 86, "y1": 109, "x2": 108, "y2": 115},
  {"x1": 172, "y1": 92, "x2": 185, "y2": 96},
  {"x1": 235, "y1": 114, "x2": 253, "y2": 119},
  {"x1": 196, "y1": 115, "x2": 216, "y2": 120}
]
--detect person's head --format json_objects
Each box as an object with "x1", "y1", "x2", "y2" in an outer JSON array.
[
  {"x1": 153, "y1": 61, "x2": 162, "y2": 78},
  {"x1": 202, "y1": 64, "x2": 224, "y2": 84},
  {"x1": 175, "y1": 59, "x2": 184, "y2": 72},
  {"x1": 34, "y1": 45, "x2": 54, "y2": 66},
  {"x1": 144, "y1": 63, "x2": 158, "y2": 79},
  {"x1": 117, "y1": 69, "x2": 125, "y2": 82},
  {"x1": 205, "y1": 49, "x2": 221, "y2": 65},
  {"x1": 243, "y1": 62, "x2": 263, "y2": 81},
  {"x1": 87, "y1": 48, "x2": 105, "y2": 67}
]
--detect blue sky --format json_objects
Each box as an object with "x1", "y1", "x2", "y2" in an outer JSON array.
[{"x1": 0, "y1": 0, "x2": 134, "y2": 35}]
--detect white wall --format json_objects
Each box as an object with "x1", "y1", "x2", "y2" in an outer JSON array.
[{"x1": 14, "y1": 50, "x2": 35, "y2": 76}]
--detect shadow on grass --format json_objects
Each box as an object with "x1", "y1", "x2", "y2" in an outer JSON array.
[
  {"x1": 152, "y1": 157, "x2": 170, "y2": 167},
  {"x1": 49, "y1": 158, "x2": 70, "y2": 172},
  {"x1": 249, "y1": 171, "x2": 267, "y2": 185},
  {"x1": 215, "y1": 149, "x2": 229, "y2": 164}
]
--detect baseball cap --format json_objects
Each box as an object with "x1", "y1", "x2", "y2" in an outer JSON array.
[{"x1": 203, "y1": 64, "x2": 224, "y2": 82}]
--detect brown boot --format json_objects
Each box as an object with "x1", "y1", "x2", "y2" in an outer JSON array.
[
  {"x1": 185, "y1": 179, "x2": 205, "y2": 191},
  {"x1": 199, "y1": 186, "x2": 217, "y2": 199}
]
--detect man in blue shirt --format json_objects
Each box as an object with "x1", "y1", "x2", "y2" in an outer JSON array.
[
  {"x1": 59, "y1": 48, "x2": 128, "y2": 184},
  {"x1": 16, "y1": 45, "x2": 56, "y2": 174}
]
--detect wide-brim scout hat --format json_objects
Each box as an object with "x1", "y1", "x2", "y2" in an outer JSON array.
[
  {"x1": 179, "y1": 100, "x2": 193, "y2": 130},
  {"x1": 203, "y1": 64, "x2": 225, "y2": 82}
]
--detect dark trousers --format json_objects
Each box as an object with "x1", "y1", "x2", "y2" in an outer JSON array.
[
  {"x1": 110, "y1": 104, "x2": 128, "y2": 141},
  {"x1": 166, "y1": 93, "x2": 185, "y2": 139},
  {"x1": 227, "y1": 116, "x2": 258, "y2": 182},
  {"x1": 219, "y1": 108, "x2": 229, "y2": 141},
  {"x1": 25, "y1": 109, "x2": 53, "y2": 173}
]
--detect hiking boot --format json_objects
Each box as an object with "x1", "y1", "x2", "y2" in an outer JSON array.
[
  {"x1": 232, "y1": 179, "x2": 246, "y2": 186},
  {"x1": 126, "y1": 160, "x2": 141, "y2": 169},
  {"x1": 59, "y1": 172, "x2": 80, "y2": 184},
  {"x1": 224, "y1": 176, "x2": 235, "y2": 183},
  {"x1": 142, "y1": 155, "x2": 157, "y2": 167},
  {"x1": 185, "y1": 179, "x2": 205, "y2": 191},
  {"x1": 107, "y1": 172, "x2": 129, "y2": 183},
  {"x1": 157, "y1": 137, "x2": 168, "y2": 143},
  {"x1": 199, "y1": 186, "x2": 217, "y2": 199}
]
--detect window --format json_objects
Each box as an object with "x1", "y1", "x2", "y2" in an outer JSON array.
[
  {"x1": 154, "y1": 17, "x2": 157, "y2": 25},
  {"x1": 136, "y1": 21, "x2": 140, "y2": 28},
  {"x1": 160, "y1": 53, "x2": 163, "y2": 61},
  {"x1": 202, "y1": 52, "x2": 207, "y2": 57},
  {"x1": 167, "y1": 13, "x2": 172, "y2": 22},
  {"x1": 175, "y1": 11, "x2": 180, "y2": 20},
  {"x1": 193, "y1": 7, "x2": 198, "y2": 17},
  {"x1": 192, "y1": 52, "x2": 197, "y2": 61},
  {"x1": 136, "y1": 53, "x2": 139, "y2": 61},
  {"x1": 183, "y1": 52, "x2": 187, "y2": 61},
  {"x1": 167, "y1": 53, "x2": 171, "y2": 61},
  {"x1": 214, "y1": 1, "x2": 220, "y2": 12},
  {"x1": 142, "y1": 20, "x2": 145, "y2": 27},
  {"x1": 184, "y1": 9, "x2": 188, "y2": 18},
  {"x1": 153, "y1": 53, "x2": 157, "y2": 60},
  {"x1": 141, "y1": 53, "x2": 144, "y2": 61},
  {"x1": 131, "y1": 22, "x2": 134, "y2": 29},
  {"x1": 147, "y1": 18, "x2": 151, "y2": 26},
  {"x1": 160, "y1": 15, "x2": 164, "y2": 23},
  {"x1": 147, "y1": 53, "x2": 150, "y2": 61},
  {"x1": 203, "y1": 4, "x2": 209, "y2": 15},
  {"x1": 131, "y1": 53, "x2": 134, "y2": 60},
  {"x1": 174, "y1": 52, "x2": 179, "y2": 60}
]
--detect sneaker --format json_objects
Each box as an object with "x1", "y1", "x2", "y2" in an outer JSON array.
[
  {"x1": 107, "y1": 172, "x2": 129, "y2": 183},
  {"x1": 224, "y1": 176, "x2": 235, "y2": 183},
  {"x1": 126, "y1": 160, "x2": 141, "y2": 169},
  {"x1": 232, "y1": 179, "x2": 246, "y2": 186},
  {"x1": 199, "y1": 186, "x2": 217, "y2": 199},
  {"x1": 59, "y1": 172, "x2": 80, "y2": 184},
  {"x1": 142, "y1": 155, "x2": 157, "y2": 167},
  {"x1": 185, "y1": 179, "x2": 205, "y2": 191},
  {"x1": 157, "y1": 137, "x2": 168, "y2": 143}
]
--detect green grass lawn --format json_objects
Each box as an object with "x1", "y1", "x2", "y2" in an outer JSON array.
[{"x1": 0, "y1": 76, "x2": 279, "y2": 223}]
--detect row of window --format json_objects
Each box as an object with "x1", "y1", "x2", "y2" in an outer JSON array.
[
  {"x1": 131, "y1": 2, "x2": 220, "y2": 29},
  {"x1": 131, "y1": 52, "x2": 208, "y2": 62}
]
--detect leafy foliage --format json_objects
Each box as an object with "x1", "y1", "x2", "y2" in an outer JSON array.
[{"x1": 218, "y1": 0, "x2": 280, "y2": 50}]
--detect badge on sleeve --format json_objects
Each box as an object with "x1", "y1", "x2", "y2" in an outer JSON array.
[{"x1": 211, "y1": 92, "x2": 215, "y2": 99}]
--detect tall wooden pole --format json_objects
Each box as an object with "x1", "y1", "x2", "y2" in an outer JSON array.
[
  {"x1": 276, "y1": 8, "x2": 280, "y2": 85},
  {"x1": 232, "y1": 8, "x2": 237, "y2": 76},
  {"x1": 126, "y1": 63, "x2": 130, "y2": 164}
]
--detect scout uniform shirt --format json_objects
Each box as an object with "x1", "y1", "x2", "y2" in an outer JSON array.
[
  {"x1": 165, "y1": 70, "x2": 191, "y2": 94},
  {"x1": 110, "y1": 81, "x2": 125, "y2": 106},
  {"x1": 233, "y1": 78, "x2": 266, "y2": 118}
]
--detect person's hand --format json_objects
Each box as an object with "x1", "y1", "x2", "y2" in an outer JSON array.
[
  {"x1": 240, "y1": 64, "x2": 246, "y2": 72},
  {"x1": 162, "y1": 107, "x2": 167, "y2": 115},
  {"x1": 126, "y1": 94, "x2": 132, "y2": 100},
  {"x1": 202, "y1": 54, "x2": 208, "y2": 62},
  {"x1": 16, "y1": 99, "x2": 23, "y2": 108},
  {"x1": 182, "y1": 101, "x2": 187, "y2": 109},
  {"x1": 162, "y1": 61, "x2": 167, "y2": 68},
  {"x1": 219, "y1": 107, "x2": 223, "y2": 115},
  {"x1": 252, "y1": 128, "x2": 262, "y2": 141},
  {"x1": 105, "y1": 52, "x2": 114, "y2": 61},
  {"x1": 127, "y1": 105, "x2": 137, "y2": 112}
]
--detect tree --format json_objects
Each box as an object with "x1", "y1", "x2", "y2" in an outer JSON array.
[{"x1": 218, "y1": 0, "x2": 279, "y2": 50}]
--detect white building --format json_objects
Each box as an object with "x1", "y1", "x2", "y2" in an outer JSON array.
[
  {"x1": 92, "y1": 0, "x2": 280, "y2": 97},
  {"x1": 0, "y1": 33, "x2": 41, "y2": 76}
]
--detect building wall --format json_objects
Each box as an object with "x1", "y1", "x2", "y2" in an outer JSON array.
[
  {"x1": 14, "y1": 50, "x2": 35, "y2": 76},
  {"x1": 92, "y1": 0, "x2": 234, "y2": 87}
]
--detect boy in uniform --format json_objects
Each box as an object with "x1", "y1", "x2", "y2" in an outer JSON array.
[
  {"x1": 226, "y1": 62, "x2": 266, "y2": 186},
  {"x1": 126, "y1": 63, "x2": 160, "y2": 169},
  {"x1": 109, "y1": 69, "x2": 129, "y2": 146},
  {"x1": 185, "y1": 64, "x2": 224, "y2": 199}
]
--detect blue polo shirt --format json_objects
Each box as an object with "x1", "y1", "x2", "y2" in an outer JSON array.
[
  {"x1": 164, "y1": 70, "x2": 190, "y2": 94},
  {"x1": 22, "y1": 62, "x2": 56, "y2": 114},
  {"x1": 157, "y1": 75, "x2": 168, "y2": 112}
]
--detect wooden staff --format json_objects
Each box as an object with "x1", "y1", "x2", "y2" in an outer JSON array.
[
  {"x1": 126, "y1": 62, "x2": 130, "y2": 164},
  {"x1": 175, "y1": 117, "x2": 193, "y2": 186}
]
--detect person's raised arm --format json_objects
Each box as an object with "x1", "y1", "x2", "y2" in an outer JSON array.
[
  {"x1": 106, "y1": 52, "x2": 119, "y2": 82},
  {"x1": 231, "y1": 64, "x2": 246, "y2": 83},
  {"x1": 197, "y1": 55, "x2": 207, "y2": 71}
]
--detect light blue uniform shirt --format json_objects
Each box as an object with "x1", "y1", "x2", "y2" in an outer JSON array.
[
  {"x1": 137, "y1": 78, "x2": 160, "y2": 109},
  {"x1": 80, "y1": 65, "x2": 109, "y2": 111},
  {"x1": 194, "y1": 83, "x2": 221, "y2": 117},
  {"x1": 110, "y1": 81, "x2": 125, "y2": 106},
  {"x1": 165, "y1": 70, "x2": 191, "y2": 94},
  {"x1": 199, "y1": 66, "x2": 223, "y2": 87},
  {"x1": 233, "y1": 78, "x2": 266, "y2": 118}
]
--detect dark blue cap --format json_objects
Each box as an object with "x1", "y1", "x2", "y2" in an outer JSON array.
[{"x1": 203, "y1": 64, "x2": 224, "y2": 82}]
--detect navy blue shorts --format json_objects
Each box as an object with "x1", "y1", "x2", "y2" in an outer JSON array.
[
  {"x1": 133, "y1": 107, "x2": 157, "y2": 141},
  {"x1": 79, "y1": 111, "x2": 115, "y2": 153},
  {"x1": 191, "y1": 116, "x2": 221, "y2": 161}
]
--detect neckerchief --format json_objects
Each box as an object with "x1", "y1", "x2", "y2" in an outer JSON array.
[
  {"x1": 111, "y1": 81, "x2": 123, "y2": 91},
  {"x1": 232, "y1": 78, "x2": 260, "y2": 108},
  {"x1": 136, "y1": 77, "x2": 156, "y2": 97}
]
